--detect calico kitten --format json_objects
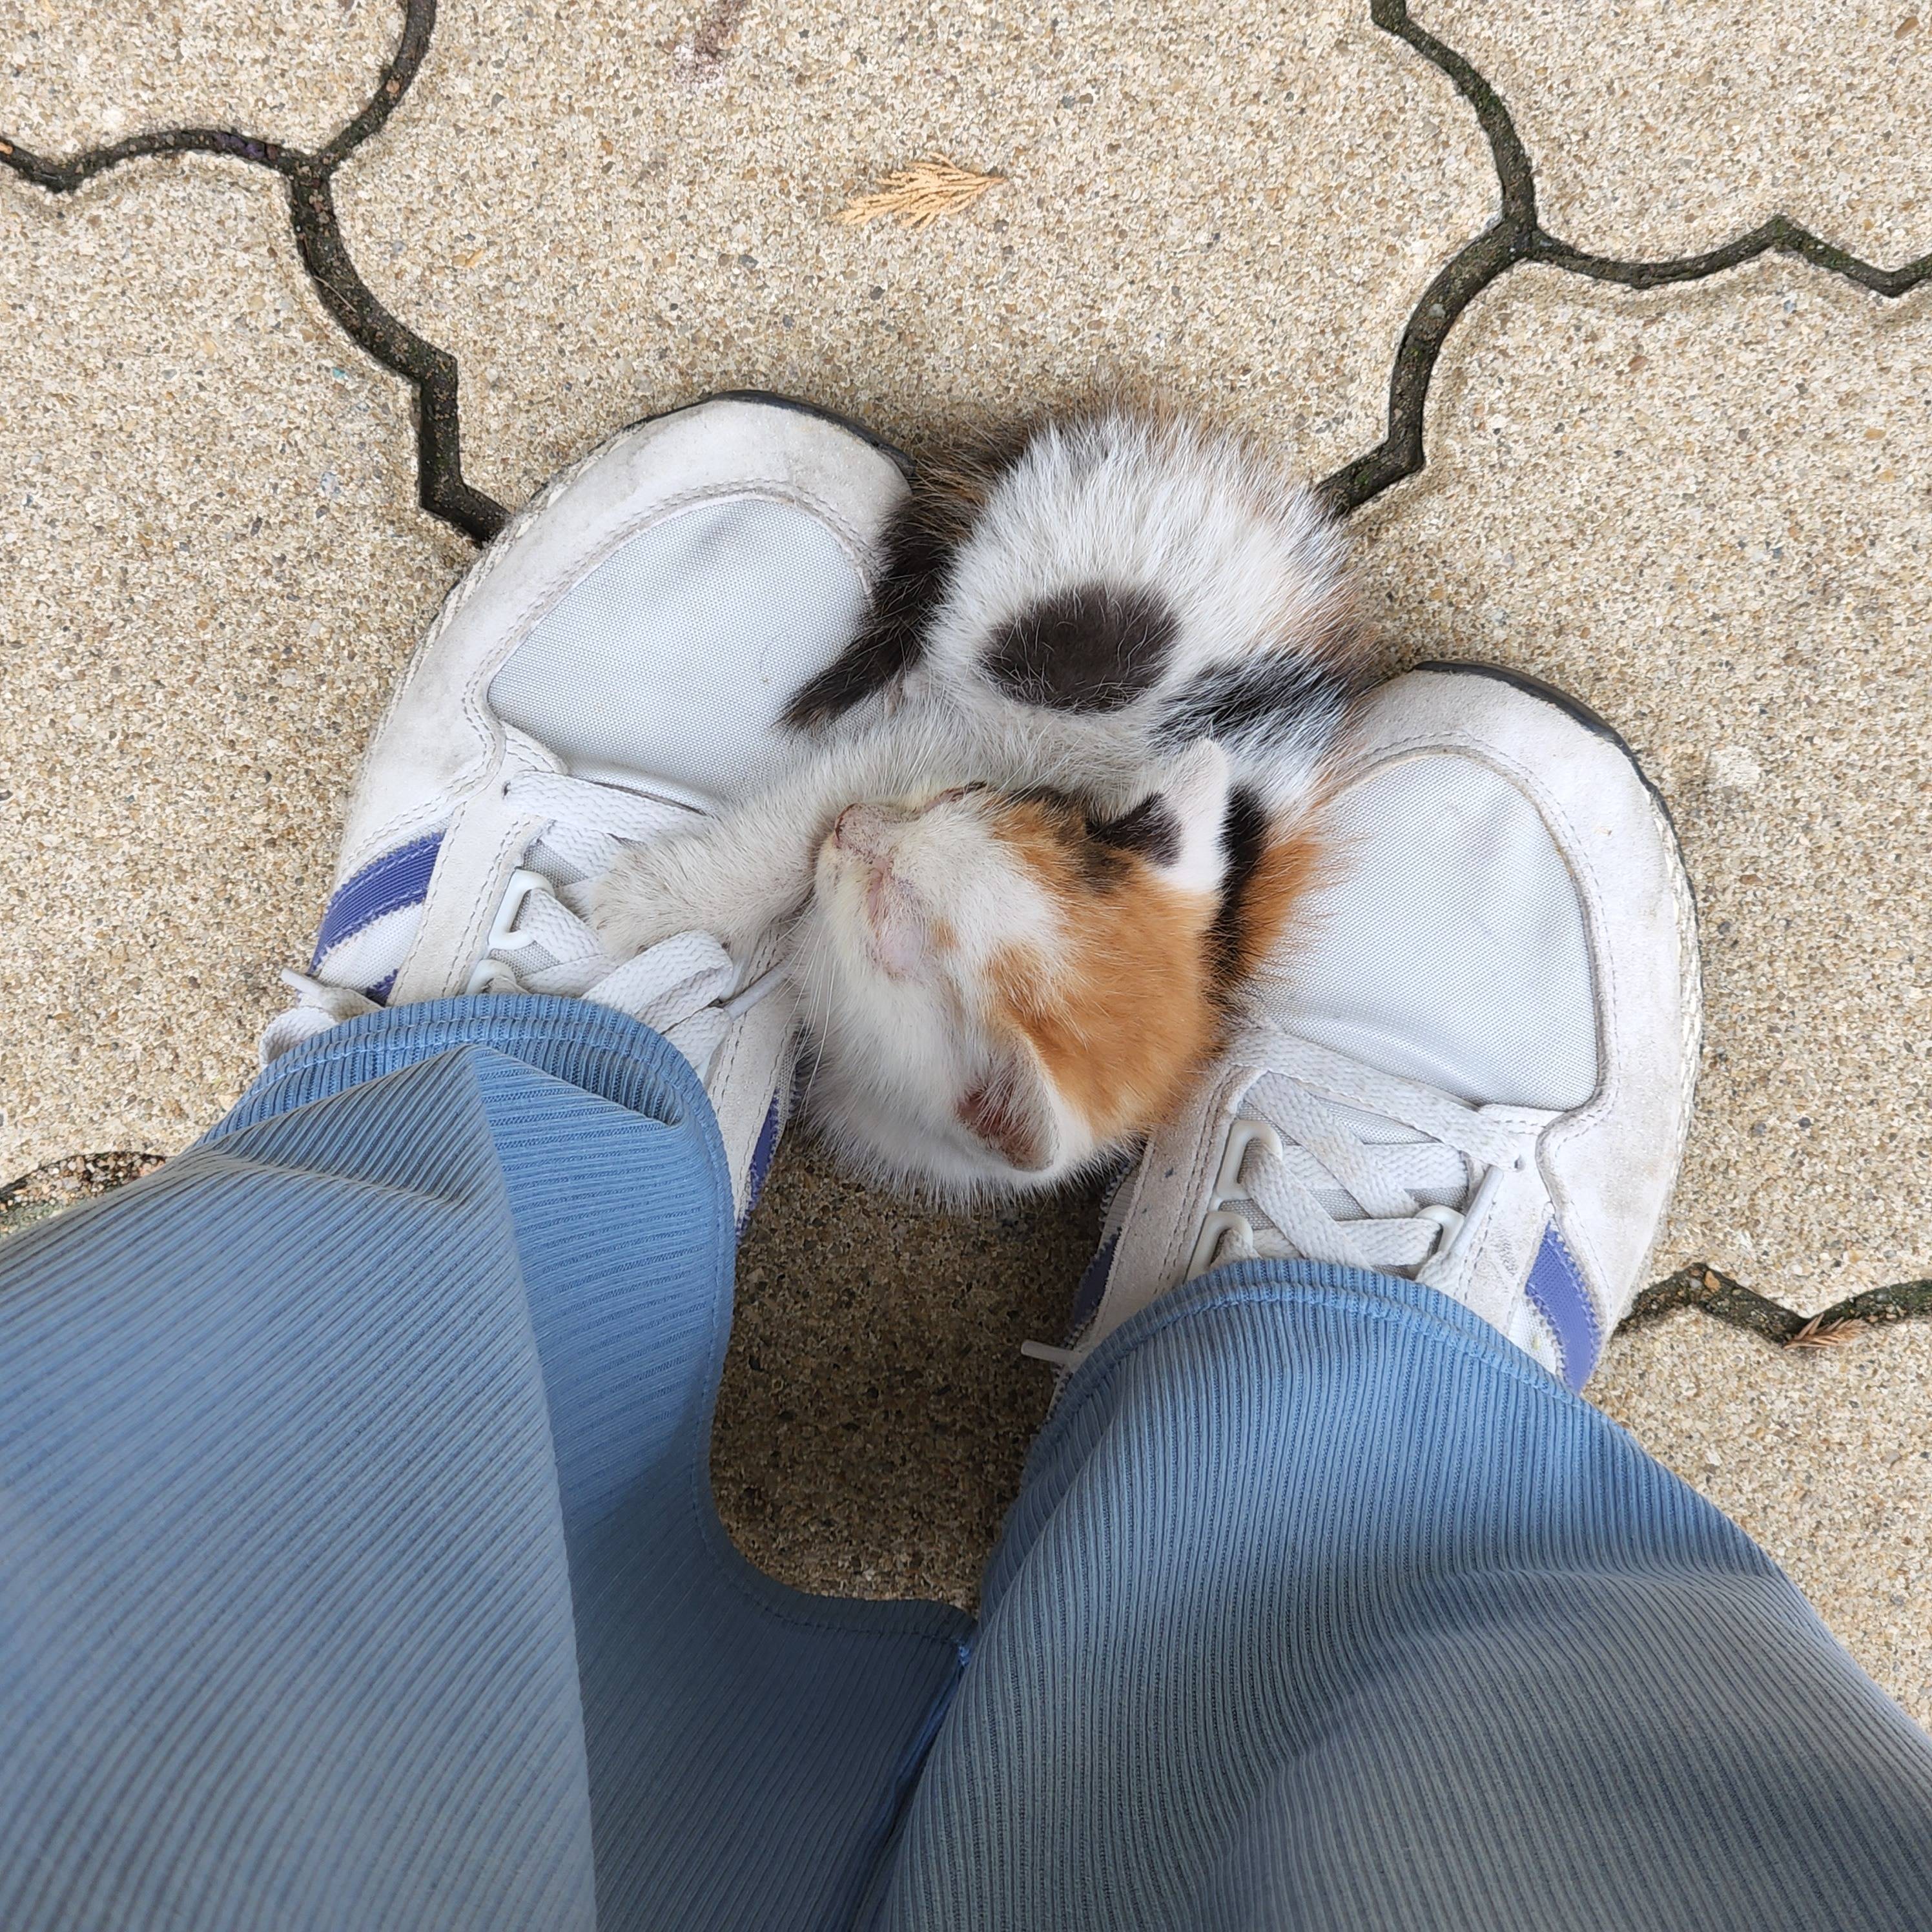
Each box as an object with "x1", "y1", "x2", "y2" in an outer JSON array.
[{"x1": 592, "y1": 406, "x2": 1367, "y2": 1196}]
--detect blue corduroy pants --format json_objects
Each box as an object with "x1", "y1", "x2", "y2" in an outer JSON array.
[{"x1": 2, "y1": 998, "x2": 1928, "y2": 1931}]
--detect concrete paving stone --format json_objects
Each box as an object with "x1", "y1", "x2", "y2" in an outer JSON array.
[
  {"x1": 717, "y1": 1140, "x2": 1102, "y2": 1606},
  {"x1": 1596, "y1": 1313, "x2": 1932, "y2": 1732},
  {"x1": 333, "y1": 0, "x2": 1495, "y2": 506},
  {"x1": 0, "y1": 0, "x2": 397, "y2": 154},
  {"x1": 1354, "y1": 261, "x2": 1932, "y2": 1313},
  {"x1": 0, "y1": 157, "x2": 465, "y2": 1174},
  {"x1": 1415, "y1": 0, "x2": 1932, "y2": 264}
]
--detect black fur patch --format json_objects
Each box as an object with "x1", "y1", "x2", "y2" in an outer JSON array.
[
  {"x1": 1206, "y1": 783, "x2": 1271, "y2": 991},
  {"x1": 984, "y1": 582, "x2": 1177, "y2": 714},
  {"x1": 1090, "y1": 793, "x2": 1181, "y2": 868},
  {"x1": 1153, "y1": 651, "x2": 1354, "y2": 752},
  {"x1": 1005, "y1": 785, "x2": 1132, "y2": 890},
  {"x1": 783, "y1": 503, "x2": 953, "y2": 730},
  {"x1": 784, "y1": 429, "x2": 1036, "y2": 731},
  {"x1": 1008, "y1": 782, "x2": 1084, "y2": 816}
]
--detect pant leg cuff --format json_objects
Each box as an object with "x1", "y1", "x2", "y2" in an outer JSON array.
[
  {"x1": 1064, "y1": 1258, "x2": 1569, "y2": 1412},
  {"x1": 206, "y1": 994, "x2": 706, "y2": 1144}
]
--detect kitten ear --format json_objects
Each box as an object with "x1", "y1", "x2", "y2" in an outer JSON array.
[
  {"x1": 958, "y1": 1042, "x2": 1060, "y2": 1174},
  {"x1": 1094, "y1": 739, "x2": 1231, "y2": 897}
]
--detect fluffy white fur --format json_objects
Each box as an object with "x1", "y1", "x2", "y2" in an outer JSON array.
[
  {"x1": 911, "y1": 411, "x2": 1352, "y2": 810},
  {"x1": 794, "y1": 739, "x2": 1232, "y2": 1195},
  {"x1": 592, "y1": 407, "x2": 1355, "y2": 1195}
]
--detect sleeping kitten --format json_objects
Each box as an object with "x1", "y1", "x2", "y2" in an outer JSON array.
[{"x1": 591, "y1": 406, "x2": 1367, "y2": 1196}]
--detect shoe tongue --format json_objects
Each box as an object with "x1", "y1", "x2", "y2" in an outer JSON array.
[
  {"x1": 1255, "y1": 993, "x2": 1490, "y2": 1108},
  {"x1": 516, "y1": 777, "x2": 694, "y2": 969},
  {"x1": 491, "y1": 842, "x2": 615, "y2": 985},
  {"x1": 523, "y1": 819, "x2": 606, "y2": 890}
]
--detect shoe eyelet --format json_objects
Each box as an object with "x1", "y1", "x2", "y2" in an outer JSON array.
[
  {"x1": 1187, "y1": 1209, "x2": 1254, "y2": 1282},
  {"x1": 1417, "y1": 1202, "x2": 1465, "y2": 1260},
  {"x1": 464, "y1": 866, "x2": 549, "y2": 996},
  {"x1": 1213, "y1": 1116, "x2": 1282, "y2": 1197},
  {"x1": 484, "y1": 866, "x2": 548, "y2": 953},
  {"x1": 464, "y1": 956, "x2": 524, "y2": 996},
  {"x1": 1185, "y1": 1116, "x2": 1282, "y2": 1280}
]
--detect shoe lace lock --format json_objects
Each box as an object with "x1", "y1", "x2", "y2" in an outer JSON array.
[
  {"x1": 1185, "y1": 1115, "x2": 1284, "y2": 1280},
  {"x1": 463, "y1": 866, "x2": 550, "y2": 994},
  {"x1": 1416, "y1": 1201, "x2": 1465, "y2": 1256}
]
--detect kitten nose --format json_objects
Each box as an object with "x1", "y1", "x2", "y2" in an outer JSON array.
[{"x1": 832, "y1": 802, "x2": 899, "y2": 858}]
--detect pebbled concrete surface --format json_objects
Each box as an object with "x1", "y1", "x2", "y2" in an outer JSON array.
[
  {"x1": 0, "y1": 0, "x2": 395, "y2": 152},
  {"x1": 722, "y1": 1144, "x2": 1102, "y2": 1606},
  {"x1": 1595, "y1": 1315, "x2": 1932, "y2": 1730},
  {"x1": 0, "y1": 159, "x2": 464, "y2": 1162},
  {"x1": 3, "y1": 0, "x2": 1929, "y2": 1731},
  {"x1": 330, "y1": 0, "x2": 1493, "y2": 502},
  {"x1": 1416, "y1": 0, "x2": 1932, "y2": 262}
]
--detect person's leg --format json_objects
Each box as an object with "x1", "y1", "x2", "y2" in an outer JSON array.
[
  {"x1": 878, "y1": 1264, "x2": 1932, "y2": 1931},
  {"x1": 879, "y1": 667, "x2": 1932, "y2": 1929},
  {"x1": 0, "y1": 998, "x2": 968, "y2": 1932},
  {"x1": 0, "y1": 396, "x2": 972, "y2": 1930}
]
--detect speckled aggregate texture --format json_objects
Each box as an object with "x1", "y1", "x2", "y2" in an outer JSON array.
[
  {"x1": 722, "y1": 1144, "x2": 1102, "y2": 1605},
  {"x1": 1596, "y1": 1316, "x2": 1932, "y2": 1730},
  {"x1": 1416, "y1": 0, "x2": 1932, "y2": 261},
  {"x1": 0, "y1": 159, "x2": 464, "y2": 1163},
  {"x1": 3, "y1": 0, "x2": 1930, "y2": 1734},
  {"x1": 331, "y1": 0, "x2": 1493, "y2": 502},
  {"x1": 0, "y1": 0, "x2": 395, "y2": 150}
]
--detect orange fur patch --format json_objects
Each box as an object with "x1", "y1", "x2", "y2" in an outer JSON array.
[
  {"x1": 1224, "y1": 825, "x2": 1326, "y2": 983},
  {"x1": 980, "y1": 797, "x2": 1331, "y2": 1149},
  {"x1": 984, "y1": 797, "x2": 1221, "y2": 1144}
]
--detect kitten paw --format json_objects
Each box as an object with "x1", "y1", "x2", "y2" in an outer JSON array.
[{"x1": 591, "y1": 843, "x2": 714, "y2": 959}]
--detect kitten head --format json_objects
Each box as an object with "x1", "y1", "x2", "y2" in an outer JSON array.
[{"x1": 791, "y1": 740, "x2": 1242, "y2": 1197}]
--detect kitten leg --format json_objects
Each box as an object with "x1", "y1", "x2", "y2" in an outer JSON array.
[
  {"x1": 590, "y1": 718, "x2": 965, "y2": 959},
  {"x1": 590, "y1": 781, "x2": 829, "y2": 959}
]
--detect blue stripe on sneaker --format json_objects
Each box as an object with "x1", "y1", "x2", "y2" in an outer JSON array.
[
  {"x1": 311, "y1": 834, "x2": 442, "y2": 969},
  {"x1": 738, "y1": 1094, "x2": 783, "y2": 1226},
  {"x1": 1067, "y1": 1234, "x2": 1118, "y2": 1337},
  {"x1": 1524, "y1": 1224, "x2": 1603, "y2": 1392}
]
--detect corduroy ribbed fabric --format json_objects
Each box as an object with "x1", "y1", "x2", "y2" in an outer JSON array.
[
  {"x1": 875, "y1": 1264, "x2": 1932, "y2": 1931},
  {"x1": 0, "y1": 1001, "x2": 969, "y2": 1932},
  {"x1": 7, "y1": 997, "x2": 1932, "y2": 1931}
]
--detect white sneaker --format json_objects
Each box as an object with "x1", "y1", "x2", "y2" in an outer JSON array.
[
  {"x1": 1038, "y1": 664, "x2": 1701, "y2": 1390},
  {"x1": 262, "y1": 393, "x2": 911, "y2": 1218}
]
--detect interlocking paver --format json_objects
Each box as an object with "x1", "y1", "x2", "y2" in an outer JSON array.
[
  {"x1": 0, "y1": 158, "x2": 462, "y2": 1169},
  {"x1": 333, "y1": 0, "x2": 1494, "y2": 502},
  {"x1": 0, "y1": 0, "x2": 395, "y2": 152},
  {"x1": 1415, "y1": 0, "x2": 1932, "y2": 263},
  {"x1": 1597, "y1": 1316, "x2": 1932, "y2": 1729}
]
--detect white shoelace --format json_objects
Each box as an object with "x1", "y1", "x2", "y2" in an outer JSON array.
[
  {"x1": 1189, "y1": 1031, "x2": 1543, "y2": 1284},
  {"x1": 262, "y1": 771, "x2": 779, "y2": 1073}
]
